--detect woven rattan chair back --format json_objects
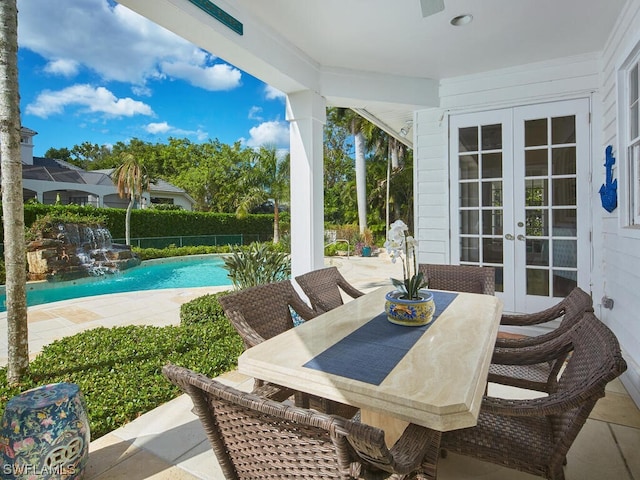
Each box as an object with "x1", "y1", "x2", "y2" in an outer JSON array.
[
  {"x1": 490, "y1": 287, "x2": 595, "y2": 391},
  {"x1": 218, "y1": 280, "x2": 317, "y2": 350},
  {"x1": 295, "y1": 266, "x2": 365, "y2": 313},
  {"x1": 163, "y1": 365, "x2": 441, "y2": 480},
  {"x1": 443, "y1": 312, "x2": 627, "y2": 480},
  {"x1": 498, "y1": 286, "x2": 593, "y2": 347},
  {"x1": 418, "y1": 264, "x2": 495, "y2": 295}
]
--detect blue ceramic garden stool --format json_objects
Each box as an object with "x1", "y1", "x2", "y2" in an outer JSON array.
[{"x1": 0, "y1": 383, "x2": 90, "y2": 479}]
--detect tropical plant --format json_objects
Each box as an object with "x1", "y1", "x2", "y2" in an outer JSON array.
[
  {"x1": 0, "y1": 0, "x2": 29, "y2": 383},
  {"x1": 223, "y1": 242, "x2": 290, "y2": 289},
  {"x1": 113, "y1": 152, "x2": 149, "y2": 245},
  {"x1": 235, "y1": 145, "x2": 289, "y2": 243}
]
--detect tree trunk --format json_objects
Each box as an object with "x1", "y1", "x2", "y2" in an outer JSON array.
[
  {"x1": 125, "y1": 196, "x2": 134, "y2": 245},
  {"x1": 354, "y1": 131, "x2": 367, "y2": 233},
  {"x1": 273, "y1": 200, "x2": 280, "y2": 244},
  {"x1": 0, "y1": 0, "x2": 29, "y2": 383},
  {"x1": 390, "y1": 138, "x2": 400, "y2": 169}
]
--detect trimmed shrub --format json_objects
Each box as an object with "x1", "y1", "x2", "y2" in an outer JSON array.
[{"x1": 180, "y1": 291, "x2": 231, "y2": 326}]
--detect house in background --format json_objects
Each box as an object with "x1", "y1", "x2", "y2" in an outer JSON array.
[
  {"x1": 98, "y1": 0, "x2": 640, "y2": 407},
  {"x1": 18, "y1": 128, "x2": 195, "y2": 210}
]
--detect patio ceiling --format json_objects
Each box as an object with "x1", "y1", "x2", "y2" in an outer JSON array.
[{"x1": 119, "y1": 0, "x2": 626, "y2": 146}]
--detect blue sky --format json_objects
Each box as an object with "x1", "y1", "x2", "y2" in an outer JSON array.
[{"x1": 17, "y1": 0, "x2": 289, "y2": 157}]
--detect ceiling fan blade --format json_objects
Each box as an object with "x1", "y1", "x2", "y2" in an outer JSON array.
[{"x1": 420, "y1": 0, "x2": 445, "y2": 17}]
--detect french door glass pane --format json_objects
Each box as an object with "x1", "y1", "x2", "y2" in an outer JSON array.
[
  {"x1": 552, "y1": 209, "x2": 577, "y2": 236},
  {"x1": 553, "y1": 240, "x2": 577, "y2": 268},
  {"x1": 526, "y1": 269, "x2": 549, "y2": 296},
  {"x1": 552, "y1": 178, "x2": 576, "y2": 206},
  {"x1": 460, "y1": 182, "x2": 479, "y2": 207},
  {"x1": 526, "y1": 209, "x2": 549, "y2": 236},
  {"x1": 460, "y1": 155, "x2": 479, "y2": 179},
  {"x1": 553, "y1": 271, "x2": 577, "y2": 297},
  {"x1": 552, "y1": 147, "x2": 576, "y2": 175},
  {"x1": 525, "y1": 119, "x2": 547, "y2": 146},
  {"x1": 459, "y1": 127, "x2": 478, "y2": 151},
  {"x1": 525, "y1": 149, "x2": 547, "y2": 176},
  {"x1": 482, "y1": 153, "x2": 502, "y2": 178},
  {"x1": 460, "y1": 210, "x2": 479, "y2": 234},
  {"x1": 527, "y1": 239, "x2": 549, "y2": 266},
  {"x1": 482, "y1": 181, "x2": 503, "y2": 207},
  {"x1": 525, "y1": 179, "x2": 548, "y2": 206},
  {"x1": 552, "y1": 116, "x2": 576, "y2": 144},
  {"x1": 482, "y1": 210, "x2": 503, "y2": 235},
  {"x1": 481, "y1": 124, "x2": 502, "y2": 150},
  {"x1": 483, "y1": 239, "x2": 503, "y2": 263},
  {"x1": 460, "y1": 238, "x2": 479, "y2": 262}
]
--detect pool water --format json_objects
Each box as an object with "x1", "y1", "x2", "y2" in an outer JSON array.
[{"x1": 0, "y1": 255, "x2": 232, "y2": 312}]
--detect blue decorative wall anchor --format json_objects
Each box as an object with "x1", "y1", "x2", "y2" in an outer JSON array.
[{"x1": 599, "y1": 145, "x2": 617, "y2": 213}]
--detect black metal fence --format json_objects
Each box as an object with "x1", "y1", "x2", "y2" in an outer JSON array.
[
  {"x1": 1, "y1": 233, "x2": 271, "y2": 255},
  {"x1": 110, "y1": 234, "x2": 269, "y2": 249}
]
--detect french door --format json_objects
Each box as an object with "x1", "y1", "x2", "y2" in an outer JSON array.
[{"x1": 449, "y1": 99, "x2": 590, "y2": 313}]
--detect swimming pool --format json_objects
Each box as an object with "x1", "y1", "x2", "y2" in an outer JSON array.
[{"x1": 0, "y1": 255, "x2": 232, "y2": 312}]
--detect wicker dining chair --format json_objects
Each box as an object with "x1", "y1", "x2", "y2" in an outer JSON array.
[
  {"x1": 442, "y1": 312, "x2": 627, "y2": 480},
  {"x1": 417, "y1": 264, "x2": 495, "y2": 295},
  {"x1": 489, "y1": 287, "x2": 594, "y2": 392},
  {"x1": 218, "y1": 280, "x2": 356, "y2": 416},
  {"x1": 295, "y1": 266, "x2": 365, "y2": 313},
  {"x1": 163, "y1": 364, "x2": 441, "y2": 480}
]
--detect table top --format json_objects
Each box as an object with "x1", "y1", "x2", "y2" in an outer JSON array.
[{"x1": 238, "y1": 286, "x2": 503, "y2": 431}]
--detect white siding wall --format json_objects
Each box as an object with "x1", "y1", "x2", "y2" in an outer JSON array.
[
  {"x1": 598, "y1": 0, "x2": 640, "y2": 405},
  {"x1": 414, "y1": 109, "x2": 450, "y2": 264}
]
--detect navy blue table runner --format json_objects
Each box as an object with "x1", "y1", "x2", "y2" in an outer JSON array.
[{"x1": 303, "y1": 291, "x2": 458, "y2": 385}]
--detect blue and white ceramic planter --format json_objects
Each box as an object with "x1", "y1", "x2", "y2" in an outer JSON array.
[
  {"x1": 0, "y1": 383, "x2": 90, "y2": 479},
  {"x1": 385, "y1": 290, "x2": 435, "y2": 326}
]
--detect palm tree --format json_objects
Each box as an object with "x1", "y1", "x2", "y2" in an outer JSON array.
[
  {"x1": 335, "y1": 108, "x2": 368, "y2": 233},
  {"x1": 113, "y1": 153, "x2": 149, "y2": 245},
  {"x1": 0, "y1": 0, "x2": 29, "y2": 383},
  {"x1": 236, "y1": 145, "x2": 289, "y2": 243}
]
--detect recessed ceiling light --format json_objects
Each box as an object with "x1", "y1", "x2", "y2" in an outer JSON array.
[{"x1": 450, "y1": 14, "x2": 473, "y2": 26}]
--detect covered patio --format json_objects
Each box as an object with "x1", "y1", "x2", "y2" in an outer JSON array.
[
  {"x1": 87, "y1": 0, "x2": 640, "y2": 477},
  {"x1": 116, "y1": 0, "x2": 640, "y2": 408}
]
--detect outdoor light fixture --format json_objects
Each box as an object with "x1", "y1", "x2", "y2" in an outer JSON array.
[
  {"x1": 450, "y1": 14, "x2": 473, "y2": 26},
  {"x1": 399, "y1": 120, "x2": 413, "y2": 138}
]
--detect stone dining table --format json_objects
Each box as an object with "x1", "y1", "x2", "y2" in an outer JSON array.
[{"x1": 238, "y1": 285, "x2": 503, "y2": 446}]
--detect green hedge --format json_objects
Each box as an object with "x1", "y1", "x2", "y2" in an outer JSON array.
[
  {"x1": 0, "y1": 293, "x2": 242, "y2": 440},
  {"x1": 14, "y1": 204, "x2": 276, "y2": 240}
]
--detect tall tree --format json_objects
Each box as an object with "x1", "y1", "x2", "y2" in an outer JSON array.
[
  {"x1": 0, "y1": 0, "x2": 29, "y2": 383},
  {"x1": 335, "y1": 108, "x2": 368, "y2": 233},
  {"x1": 236, "y1": 145, "x2": 289, "y2": 243},
  {"x1": 113, "y1": 153, "x2": 148, "y2": 245}
]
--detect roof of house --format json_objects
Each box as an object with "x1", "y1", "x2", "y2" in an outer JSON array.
[{"x1": 23, "y1": 157, "x2": 114, "y2": 186}]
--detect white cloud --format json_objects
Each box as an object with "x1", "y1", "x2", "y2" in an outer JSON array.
[
  {"x1": 26, "y1": 84, "x2": 154, "y2": 118},
  {"x1": 43, "y1": 59, "x2": 79, "y2": 77},
  {"x1": 264, "y1": 85, "x2": 285, "y2": 101},
  {"x1": 245, "y1": 121, "x2": 289, "y2": 148},
  {"x1": 160, "y1": 60, "x2": 241, "y2": 91},
  {"x1": 17, "y1": 0, "x2": 242, "y2": 91},
  {"x1": 145, "y1": 122, "x2": 171, "y2": 134},
  {"x1": 248, "y1": 106, "x2": 263, "y2": 121},
  {"x1": 145, "y1": 121, "x2": 208, "y2": 141}
]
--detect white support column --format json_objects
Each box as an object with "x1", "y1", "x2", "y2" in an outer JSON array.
[{"x1": 286, "y1": 90, "x2": 326, "y2": 277}]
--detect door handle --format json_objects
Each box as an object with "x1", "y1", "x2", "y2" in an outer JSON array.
[
  {"x1": 505, "y1": 234, "x2": 514, "y2": 240},
  {"x1": 517, "y1": 234, "x2": 525, "y2": 241}
]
